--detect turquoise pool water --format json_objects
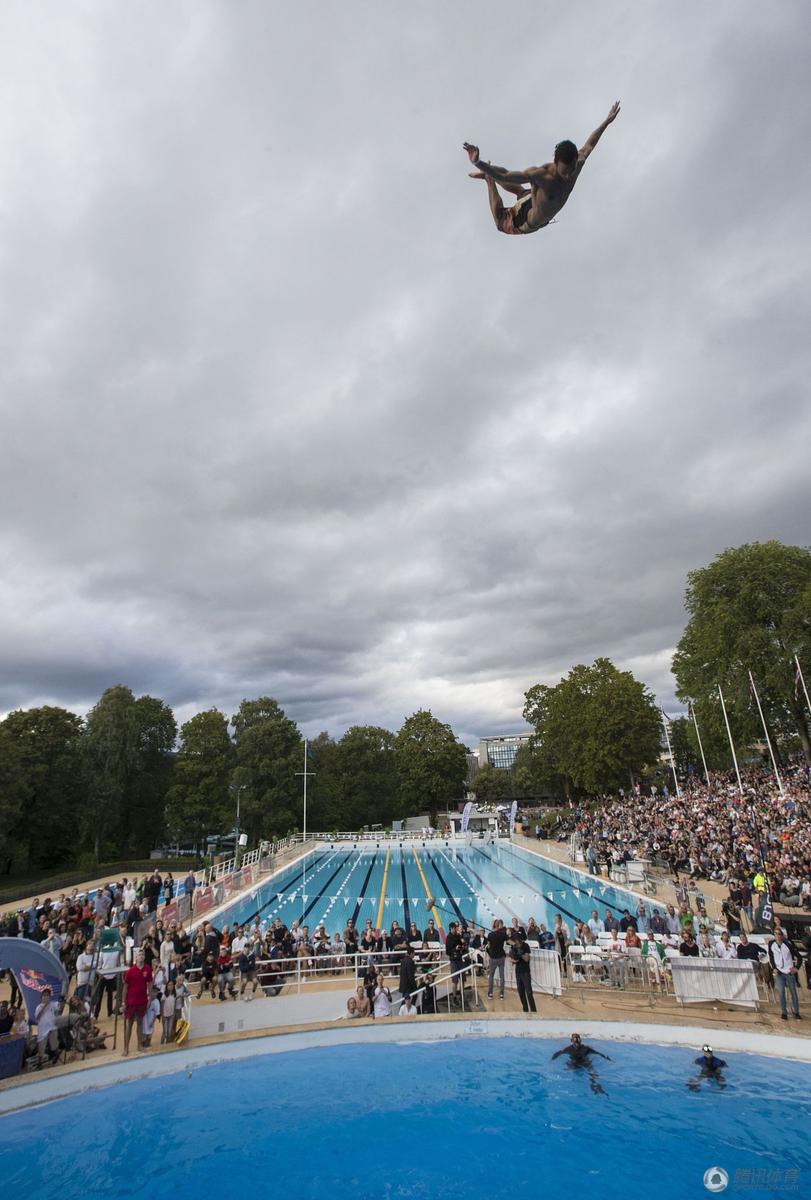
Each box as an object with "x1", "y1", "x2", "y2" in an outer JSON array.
[
  {"x1": 214, "y1": 840, "x2": 644, "y2": 936},
  {"x1": 1, "y1": 1037, "x2": 808, "y2": 1199}
]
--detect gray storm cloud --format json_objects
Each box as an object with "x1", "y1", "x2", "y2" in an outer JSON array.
[{"x1": 1, "y1": 1, "x2": 809, "y2": 747}]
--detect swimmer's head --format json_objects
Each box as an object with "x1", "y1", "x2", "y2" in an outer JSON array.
[
  {"x1": 554, "y1": 140, "x2": 578, "y2": 176},
  {"x1": 702, "y1": 1044, "x2": 713, "y2": 1055},
  {"x1": 571, "y1": 1032, "x2": 582, "y2": 1045}
]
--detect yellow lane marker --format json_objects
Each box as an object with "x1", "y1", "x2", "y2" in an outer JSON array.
[
  {"x1": 375, "y1": 847, "x2": 391, "y2": 930},
  {"x1": 412, "y1": 847, "x2": 444, "y2": 934}
]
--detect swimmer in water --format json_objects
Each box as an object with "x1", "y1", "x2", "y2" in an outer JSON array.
[
  {"x1": 688, "y1": 1044, "x2": 728, "y2": 1091},
  {"x1": 551, "y1": 1032, "x2": 611, "y2": 1094}
]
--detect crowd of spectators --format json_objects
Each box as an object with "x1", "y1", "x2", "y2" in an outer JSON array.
[{"x1": 568, "y1": 759, "x2": 811, "y2": 914}]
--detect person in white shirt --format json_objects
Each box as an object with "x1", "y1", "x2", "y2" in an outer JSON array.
[
  {"x1": 715, "y1": 932, "x2": 737, "y2": 960},
  {"x1": 75, "y1": 942, "x2": 95, "y2": 999},
  {"x1": 399, "y1": 996, "x2": 418, "y2": 1017},
  {"x1": 142, "y1": 987, "x2": 161, "y2": 1047},
  {"x1": 95, "y1": 946, "x2": 121, "y2": 1018},
  {"x1": 373, "y1": 983, "x2": 392, "y2": 1018},
  {"x1": 35, "y1": 988, "x2": 59, "y2": 1066},
  {"x1": 230, "y1": 928, "x2": 248, "y2": 957},
  {"x1": 122, "y1": 880, "x2": 136, "y2": 910},
  {"x1": 769, "y1": 930, "x2": 800, "y2": 1020},
  {"x1": 587, "y1": 911, "x2": 605, "y2": 937}
]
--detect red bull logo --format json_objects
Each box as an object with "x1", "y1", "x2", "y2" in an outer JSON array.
[{"x1": 20, "y1": 968, "x2": 49, "y2": 993}]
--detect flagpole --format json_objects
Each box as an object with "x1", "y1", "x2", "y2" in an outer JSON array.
[
  {"x1": 660, "y1": 710, "x2": 682, "y2": 800},
  {"x1": 748, "y1": 670, "x2": 785, "y2": 798},
  {"x1": 718, "y1": 684, "x2": 744, "y2": 797},
  {"x1": 796, "y1": 654, "x2": 811, "y2": 714},
  {"x1": 689, "y1": 700, "x2": 711, "y2": 788}
]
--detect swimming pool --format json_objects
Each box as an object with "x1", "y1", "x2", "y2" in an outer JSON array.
[
  {"x1": 2, "y1": 1029, "x2": 808, "y2": 1199},
  {"x1": 210, "y1": 840, "x2": 645, "y2": 936}
]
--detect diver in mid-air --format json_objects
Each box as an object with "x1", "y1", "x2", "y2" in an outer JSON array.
[
  {"x1": 688, "y1": 1045, "x2": 728, "y2": 1091},
  {"x1": 464, "y1": 101, "x2": 620, "y2": 236},
  {"x1": 551, "y1": 1032, "x2": 612, "y2": 1095}
]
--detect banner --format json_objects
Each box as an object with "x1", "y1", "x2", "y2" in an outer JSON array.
[
  {"x1": 162, "y1": 901, "x2": 178, "y2": 926},
  {"x1": 461, "y1": 801, "x2": 474, "y2": 834},
  {"x1": 195, "y1": 888, "x2": 213, "y2": 916},
  {"x1": 0, "y1": 937, "x2": 70, "y2": 1022},
  {"x1": 509, "y1": 801, "x2": 518, "y2": 834}
]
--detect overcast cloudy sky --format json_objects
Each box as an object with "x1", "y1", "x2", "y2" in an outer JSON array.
[{"x1": 1, "y1": 2, "x2": 809, "y2": 747}]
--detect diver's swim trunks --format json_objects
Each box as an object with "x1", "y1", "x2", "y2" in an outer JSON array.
[{"x1": 499, "y1": 195, "x2": 549, "y2": 236}]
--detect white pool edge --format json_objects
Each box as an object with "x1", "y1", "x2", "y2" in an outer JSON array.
[{"x1": 2, "y1": 1018, "x2": 809, "y2": 1116}]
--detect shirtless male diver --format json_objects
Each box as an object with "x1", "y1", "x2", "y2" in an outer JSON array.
[{"x1": 463, "y1": 101, "x2": 620, "y2": 235}]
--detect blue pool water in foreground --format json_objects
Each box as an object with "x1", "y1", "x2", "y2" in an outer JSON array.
[
  {"x1": 216, "y1": 840, "x2": 643, "y2": 935},
  {"x1": 2, "y1": 1038, "x2": 808, "y2": 1199}
]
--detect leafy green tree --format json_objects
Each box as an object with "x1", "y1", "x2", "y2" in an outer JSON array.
[
  {"x1": 672, "y1": 541, "x2": 811, "y2": 763},
  {"x1": 83, "y1": 686, "x2": 177, "y2": 860},
  {"x1": 470, "y1": 762, "x2": 512, "y2": 803},
  {"x1": 523, "y1": 658, "x2": 662, "y2": 796},
  {"x1": 667, "y1": 716, "x2": 696, "y2": 780},
  {"x1": 512, "y1": 739, "x2": 566, "y2": 799},
  {"x1": 1, "y1": 706, "x2": 85, "y2": 869},
  {"x1": 394, "y1": 710, "x2": 467, "y2": 820},
  {"x1": 303, "y1": 732, "x2": 344, "y2": 831},
  {"x1": 337, "y1": 725, "x2": 399, "y2": 828},
  {"x1": 0, "y1": 726, "x2": 25, "y2": 874},
  {"x1": 165, "y1": 709, "x2": 235, "y2": 848},
  {"x1": 231, "y1": 697, "x2": 302, "y2": 841}
]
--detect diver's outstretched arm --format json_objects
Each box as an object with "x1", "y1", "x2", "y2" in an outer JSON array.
[
  {"x1": 550, "y1": 1048, "x2": 566, "y2": 1060},
  {"x1": 463, "y1": 143, "x2": 540, "y2": 187},
  {"x1": 579, "y1": 101, "x2": 621, "y2": 160}
]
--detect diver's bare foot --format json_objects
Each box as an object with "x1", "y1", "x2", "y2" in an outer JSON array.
[
  {"x1": 463, "y1": 142, "x2": 479, "y2": 164},
  {"x1": 468, "y1": 171, "x2": 485, "y2": 180}
]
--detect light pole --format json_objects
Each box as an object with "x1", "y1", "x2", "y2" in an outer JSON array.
[{"x1": 232, "y1": 783, "x2": 247, "y2": 869}]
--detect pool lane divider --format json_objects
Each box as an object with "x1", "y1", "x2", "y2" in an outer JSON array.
[
  {"x1": 375, "y1": 847, "x2": 391, "y2": 930},
  {"x1": 230, "y1": 851, "x2": 329, "y2": 926},
  {"x1": 426, "y1": 852, "x2": 469, "y2": 928},
  {"x1": 473, "y1": 846, "x2": 582, "y2": 926},
  {"x1": 300, "y1": 853, "x2": 356, "y2": 925},
  {"x1": 399, "y1": 846, "x2": 412, "y2": 931},
  {"x1": 412, "y1": 848, "x2": 444, "y2": 938},
  {"x1": 444, "y1": 850, "x2": 524, "y2": 925},
  {"x1": 350, "y1": 851, "x2": 379, "y2": 927}
]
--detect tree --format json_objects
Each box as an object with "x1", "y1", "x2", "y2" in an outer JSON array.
[
  {"x1": 672, "y1": 541, "x2": 811, "y2": 764},
  {"x1": 470, "y1": 763, "x2": 512, "y2": 804},
  {"x1": 165, "y1": 709, "x2": 235, "y2": 848},
  {"x1": 394, "y1": 710, "x2": 468, "y2": 820},
  {"x1": 83, "y1": 686, "x2": 176, "y2": 860},
  {"x1": 337, "y1": 725, "x2": 399, "y2": 828},
  {"x1": 523, "y1": 658, "x2": 662, "y2": 796},
  {"x1": 1, "y1": 706, "x2": 85, "y2": 869},
  {"x1": 0, "y1": 726, "x2": 25, "y2": 875},
  {"x1": 304, "y1": 732, "x2": 344, "y2": 832},
  {"x1": 231, "y1": 698, "x2": 302, "y2": 841}
]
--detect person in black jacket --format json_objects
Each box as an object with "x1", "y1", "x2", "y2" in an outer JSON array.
[
  {"x1": 510, "y1": 933, "x2": 537, "y2": 1013},
  {"x1": 486, "y1": 920, "x2": 508, "y2": 1000},
  {"x1": 445, "y1": 922, "x2": 466, "y2": 1004},
  {"x1": 399, "y1": 945, "x2": 418, "y2": 1008}
]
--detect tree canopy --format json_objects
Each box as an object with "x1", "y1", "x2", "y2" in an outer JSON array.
[
  {"x1": 523, "y1": 658, "x2": 662, "y2": 796},
  {"x1": 394, "y1": 710, "x2": 468, "y2": 820},
  {"x1": 672, "y1": 541, "x2": 811, "y2": 763}
]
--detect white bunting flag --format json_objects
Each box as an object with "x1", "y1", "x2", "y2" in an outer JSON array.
[{"x1": 573, "y1": 888, "x2": 580, "y2": 900}]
